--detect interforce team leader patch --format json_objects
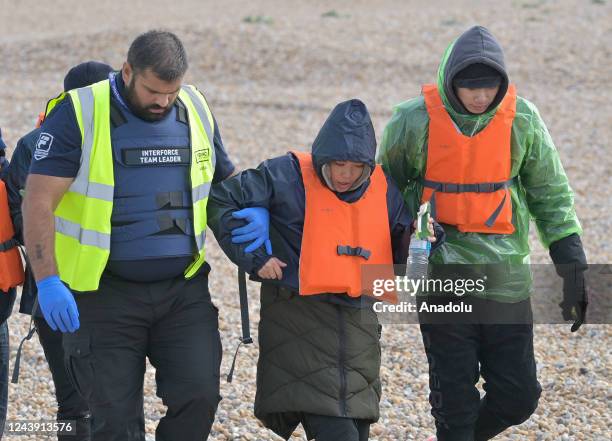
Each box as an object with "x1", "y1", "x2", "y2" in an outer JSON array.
[{"x1": 122, "y1": 147, "x2": 191, "y2": 166}]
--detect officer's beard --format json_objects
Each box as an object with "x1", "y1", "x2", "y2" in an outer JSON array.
[{"x1": 125, "y1": 78, "x2": 175, "y2": 122}]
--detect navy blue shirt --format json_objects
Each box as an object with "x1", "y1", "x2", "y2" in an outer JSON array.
[{"x1": 30, "y1": 74, "x2": 235, "y2": 182}]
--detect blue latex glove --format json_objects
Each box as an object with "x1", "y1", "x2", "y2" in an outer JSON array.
[
  {"x1": 231, "y1": 207, "x2": 273, "y2": 254},
  {"x1": 36, "y1": 275, "x2": 80, "y2": 333}
]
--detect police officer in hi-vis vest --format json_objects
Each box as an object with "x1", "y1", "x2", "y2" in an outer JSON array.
[{"x1": 23, "y1": 30, "x2": 268, "y2": 441}]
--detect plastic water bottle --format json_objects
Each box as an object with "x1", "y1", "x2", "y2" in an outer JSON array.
[
  {"x1": 406, "y1": 202, "x2": 432, "y2": 291},
  {"x1": 406, "y1": 237, "x2": 431, "y2": 279}
]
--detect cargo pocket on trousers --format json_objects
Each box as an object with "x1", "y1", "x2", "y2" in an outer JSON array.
[{"x1": 63, "y1": 333, "x2": 95, "y2": 402}]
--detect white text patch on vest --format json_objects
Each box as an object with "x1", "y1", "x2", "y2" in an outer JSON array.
[{"x1": 122, "y1": 147, "x2": 191, "y2": 166}]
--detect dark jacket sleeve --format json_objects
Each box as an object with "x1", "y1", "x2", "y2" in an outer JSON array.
[
  {"x1": 208, "y1": 159, "x2": 279, "y2": 275},
  {"x1": 211, "y1": 114, "x2": 236, "y2": 183},
  {"x1": 3, "y1": 132, "x2": 39, "y2": 316},
  {"x1": 549, "y1": 233, "x2": 588, "y2": 321},
  {"x1": 385, "y1": 172, "x2": 445, "y2": 264},
  {"x1": 387, "y1": 171, "x2": 446, "y2": 265},
  {"x1": 385, "y1": 174, "x2": 413, "y2": 264},
  {"x1": 519, "y1": 102, "x2": 582, "y2": 248},
  {"x1": 4, "y1": 134, "x2": 34, "y2": 244},
  {"x1": 0, "y1": 158, "x2": 8, "y2": 180},
  {"x1": 549, "y1": 233, "x2": 588, "y2": 275}
]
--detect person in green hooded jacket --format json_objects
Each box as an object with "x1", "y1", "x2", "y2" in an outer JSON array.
[{"x1": 377, "y1": 26, "x2": 588, "y2": 441}]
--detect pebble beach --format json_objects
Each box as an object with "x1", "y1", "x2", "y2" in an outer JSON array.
[{"x1": 0, "y1": 1, "x2": 610, "y2": 439}]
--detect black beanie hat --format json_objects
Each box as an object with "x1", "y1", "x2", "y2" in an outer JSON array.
[
  {"x1": 63, "y1": 61, "x2": 113, "y2": 92},
  {"x1": 453, "y1": 63, "x2": 502, "y2": 89}
]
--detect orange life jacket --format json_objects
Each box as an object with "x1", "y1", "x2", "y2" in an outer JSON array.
[
  {"x1": 294, "y1": 151, "x2": 394, "y2": 299},
  {"x1": 420, "y1": 84, "x2": 517, "y2": 234},
  {"x1": 35, "y1": 111, "x2": 45, "y2": 129},
  {"x1": 0, "y1": 180, "x2": 24, "y2": 292}
]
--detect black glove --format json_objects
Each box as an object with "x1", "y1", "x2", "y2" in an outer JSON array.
[
  {"x1": 549, "y1": 234, "x2": 588, "y2": 332},
  {"x1": 559, "y1": 268, "x2": 588, "y2": 332},
  {"x1": 430, "y1": 221, "x2": 446, "y2": 254}
]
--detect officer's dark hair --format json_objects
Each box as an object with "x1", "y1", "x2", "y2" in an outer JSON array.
[{"x1": 127, "y1": 30, "x2": 188, "y2": 81}]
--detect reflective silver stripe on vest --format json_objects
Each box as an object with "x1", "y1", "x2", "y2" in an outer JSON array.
[
  {"x1": 68, "y1": 87, "x2": 114, "y2": 202},
  {"x1": 182, "y1": 86, "x2": 217, "y2": 169},
  {"x1": 193, "y1": 182, "x2": 211, "y2": 204},
  {"x1": 55, "y1": 216, "x2": 111, "y2": 250},
  {"x1": 180, "y1": 86, "x2": 213, "y2": 252},
  {"x1": 78, "y1": 182, "x2": 113, "y2": 201},
  {"x1": 195, "y1": 230, "x2": 207, "y2": 250}
]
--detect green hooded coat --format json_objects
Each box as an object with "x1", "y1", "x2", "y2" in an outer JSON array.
[{"x1": 377, "y1": 26, "x2": 582, "y2": 302}]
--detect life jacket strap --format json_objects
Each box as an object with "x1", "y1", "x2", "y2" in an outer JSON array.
[
  {"x1": 424, "y1": 178, "x2": 516, "y2": 230},
  {"x1": 337, "y1": 245, "x2": 372, "y2": 260},
  {"x1": 420, "y1": 177, "x2": 515, "y2": 193},
  {"x1": 485, "y1": 191, "x2": 508, "y2": 228},
  {"x1": 0, "y1": 238, "x2": 19, "y2": 252}
]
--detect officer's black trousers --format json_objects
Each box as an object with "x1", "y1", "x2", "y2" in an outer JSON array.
[
  {"x1": 419, "y1": 300, "x2": 542, "y2": 441},
  {"x1": 63, "y1": 268, "x2": 222, "y2": 441},
  {"x1": 35, "y1": 316, "x2": 91, "y2": 440},
  {"x1": 301, "y1": 413, "x2": 370, "y2": 441}
]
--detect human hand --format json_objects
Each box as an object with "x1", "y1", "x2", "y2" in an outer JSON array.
[
  {"x1": 559, "y1": 271, "x2": 588, "y2": 332},
  {"x1": 231, "y1": 207, "x2": 273, "y2": 254},
  {"x1": 36, "y1": 275, "x2": 80, "y2": 333},
  {"x1": 257, "y1": 257, "x2": 287, "y2": 280},
  {"x1": 413, "y1": 217, "x2": 437, "y2": 243}
]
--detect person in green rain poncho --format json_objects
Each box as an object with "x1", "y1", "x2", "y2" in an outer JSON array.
[{"x1": 377, "y1": 26, "x2": 589, "y2": 441}]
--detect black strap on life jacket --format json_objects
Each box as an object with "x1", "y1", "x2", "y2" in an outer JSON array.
[
  {"x1": 0, "y1": 238, "x2": 18, "y2": 252},
  {"x1": 337, "y1": 245, "x2": 371, "y2": 260},
  {"x1": 420, "y1": 178, "x2": 515, "y2": 194},
  {"x1": 422, "y1": 177, "x2": 516, "y2": 229},
  {"x1": 227, "y1": 269, "x2": 253, "y2": 383}
]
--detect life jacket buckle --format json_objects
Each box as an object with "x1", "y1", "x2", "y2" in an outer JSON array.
[{"x1": 337, "y1": 245, "x2": 371, "y2": 260}]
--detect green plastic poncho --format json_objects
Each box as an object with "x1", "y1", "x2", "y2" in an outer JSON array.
[{"x1": 377, "y1": 33, "x2": 582, "y2": 302}]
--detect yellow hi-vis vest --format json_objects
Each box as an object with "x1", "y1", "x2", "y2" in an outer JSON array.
[{"x1": 52, "y1": 80, "x2": 216, "y2": 291}]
